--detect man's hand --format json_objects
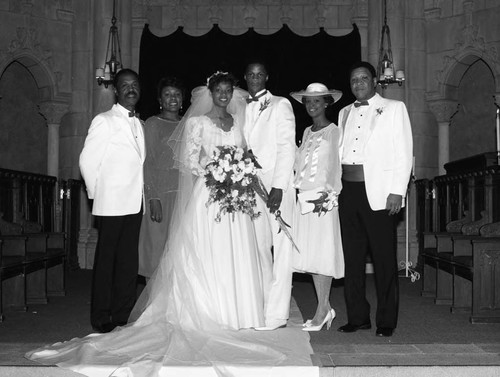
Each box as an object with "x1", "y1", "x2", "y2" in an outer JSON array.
[
  {"x1": 267, "y1": 188, "x2": 283, "y2": 214},
  {"x1": 149, "y1": 199, "x2": 163, "y2": 222},
  {"x1": 385, "y1": 193, "x2": 403, "y2": 215}
]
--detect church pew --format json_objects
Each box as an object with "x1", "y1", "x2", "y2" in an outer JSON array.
[
  {"x1": 447, "y1": 235, "x2": 500, "y2": 323},
  {"x1": 0, "y1": 236, "x2": 28, "y2": 321},
  {"x1": 421, "y1": 232, "x2": 459, "y2": 303},
  {"x1": 0, "y1": 231, "x2": 66, "y2": 320},
  {"x1": 24, "y1": 232, "x2": 66, "y2": 300},
  {"x1": 421, "y1": 232, "x2": 438, "y2": 297},
  {"x1": 469, "y1": 237, "x2": 500, "y2": 323},
  {"x1": 24, "y1": 232, "x2": 50, "y2": 305},
  {"x1": 434, "y1": 233, "x2": 455, "y2": 305},
  {"x1": 45, "y1": 232, "x2": 66, "y2": 297}
]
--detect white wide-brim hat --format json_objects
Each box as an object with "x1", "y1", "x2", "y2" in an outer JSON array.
[{"x1": 290, "y1": 82, "x2": 342, "y2": 103}]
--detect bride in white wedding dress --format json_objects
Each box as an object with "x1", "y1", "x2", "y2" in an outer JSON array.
[{"x1": 26, "y1": 72, "x2": 312, "y2": 377}]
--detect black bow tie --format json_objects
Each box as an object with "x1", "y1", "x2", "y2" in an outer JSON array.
[
  {"x1": 129, "y1": 111, "x2": 139, "y2": 118},
  {"x1": 246, "y1": 91, "x2": 268, "y2": 104},
  {"x1": 354, "y1": 101, "x2": 369, "y2": 108}
]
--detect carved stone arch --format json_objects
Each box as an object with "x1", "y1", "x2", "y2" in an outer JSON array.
[
  {"x1": 435, "y1": 49, "x2": 499, "y2": 102},
  {"x1": 0, "y1": 52, "x2": 58, "y2": 103}
]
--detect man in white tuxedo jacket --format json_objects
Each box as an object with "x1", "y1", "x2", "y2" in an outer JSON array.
[
  {"x1": 337, "y1": 61, "x2": 413, "y2": 338},
  {"x1": 79, "y1": 69, "x2": 145, "y2": 333},
  {"x1": 244, "y1": 61, "x2": 296, "y2": 331}
]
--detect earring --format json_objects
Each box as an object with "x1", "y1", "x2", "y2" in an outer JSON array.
[{"x1": 160, "y1": 105, "x2": 163, "y2": 110}]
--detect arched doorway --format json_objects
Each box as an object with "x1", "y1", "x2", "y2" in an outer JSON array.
[
  {"x1": 450, "y1": 59, "x2": 496, "y2": 161},
  {"x1": 0, "y1": 60, "x2": 47, "y2": 174}
]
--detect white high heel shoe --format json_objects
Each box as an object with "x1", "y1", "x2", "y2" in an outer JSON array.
[
  {"x1": 302, "y1": 309, "x2": 336, "y2": 332},
  {"x1": 302, "y1": 319, "x2": 312, "y2": 327}
]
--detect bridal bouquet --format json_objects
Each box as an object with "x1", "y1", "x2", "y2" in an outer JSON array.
[{"x1": 204, "y1": 145, "x2": 264, "y2": 222}]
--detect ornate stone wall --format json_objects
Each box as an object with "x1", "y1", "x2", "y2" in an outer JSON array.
[
  {"x1": 133, "y1": 0, "x2": 363, "y2": 36},
  {"x1": 424, "y1": 0, "x2": 500, "y2": 175}
]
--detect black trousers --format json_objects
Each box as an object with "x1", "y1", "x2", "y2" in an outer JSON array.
[
  {"x1": 339, "y1": 181, "x2": 399, "y2": 329},
  {"x1": 91, "y1": 210, "x2": 142, "y2": 327}
]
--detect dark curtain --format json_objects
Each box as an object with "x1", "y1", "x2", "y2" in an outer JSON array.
[{"x1": 138, "y1": 24, "x2": 361, "y2": 141}]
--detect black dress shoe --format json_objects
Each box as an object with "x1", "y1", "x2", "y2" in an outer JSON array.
[
  {"x1": 92, "y1": 323, "x2": 116, "y2": 333},
  {"x1": 376, "y1": 327, "x2": 394, "y2": 337},
  {"x1": 337, "y1": 322, "x2": 372, "y2": 333}
]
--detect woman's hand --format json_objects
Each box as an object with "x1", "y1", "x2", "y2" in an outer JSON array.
[
  {"x1": 267, "y1": 188, "x2": 283, "y2": 213},
  {"x1": 149, "y1": 199, "x2": 163, "y2": 222}
]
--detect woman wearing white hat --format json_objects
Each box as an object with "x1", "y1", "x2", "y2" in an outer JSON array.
[{"x1": 290, "y1": 83, "x2": 345, "y2": 331}]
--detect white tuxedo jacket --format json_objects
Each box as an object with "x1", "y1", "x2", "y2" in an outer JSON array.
[
  {"x1": 244, "y1": 91, "x2": 296, "y2": 191},
  {"x1": 244, "y1": 90, "x2": 296, "y2": 324},
  {"x1": 338, "y1": 93, "x2": 413, "y2": 211},
  {"x1": 79, "y1": 104, "x2": 145, "y2": 216}
]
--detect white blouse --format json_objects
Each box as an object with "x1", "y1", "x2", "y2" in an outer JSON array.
[{"x1": 293, "y1": 123, "x2": 342, "y2": 194}]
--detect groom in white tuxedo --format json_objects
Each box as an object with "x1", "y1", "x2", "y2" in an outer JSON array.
[{"x1": 243, "y1": 61, "x2": 297, "y2": 331}]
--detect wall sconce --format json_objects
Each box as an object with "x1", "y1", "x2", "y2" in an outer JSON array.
[
  {"x1": 377, "y1": 0, "x2": 405, "y2": 89},
  {"x1": 95, "y1": 0, "x2": 122, "y2": 88}
]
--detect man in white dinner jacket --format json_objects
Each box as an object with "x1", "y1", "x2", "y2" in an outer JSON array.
[
  {"x1": 79, "y1": 69, "x2": 145, "y2": 334},
  {"x1": 337, "y1": 61, "x2": 413, "y2": 338},
  {"x1": 244, "y1": 61, "x2": 297, "y2": 331}
]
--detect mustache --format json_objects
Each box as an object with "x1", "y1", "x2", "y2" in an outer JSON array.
[{"x1": 126, "y1": 90, "x2": 138, "y2": 96}]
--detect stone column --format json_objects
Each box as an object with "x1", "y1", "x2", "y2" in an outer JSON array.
[
  {"x1": 38, "y1": 102, "x2": 69, "y2": 178},
  {"x1": 38, "y1": 101, "x2": 69, "y2": 232},
  {"x1": 428, "y1": 100, "x2": 458, "y2": 175}
]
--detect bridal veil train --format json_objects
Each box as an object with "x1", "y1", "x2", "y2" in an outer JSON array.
[{"x1": 26, "y1": 78, "x2": 315, "y2": 377}]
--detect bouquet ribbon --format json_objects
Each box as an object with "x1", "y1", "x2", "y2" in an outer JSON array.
[{"x1": 255, "y1": 178, "x2": 301, "y2": 254}]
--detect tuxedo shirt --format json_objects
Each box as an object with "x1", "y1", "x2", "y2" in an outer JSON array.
[{"x1": 342, "y1": 102, "x2": 370, "y2": 165}]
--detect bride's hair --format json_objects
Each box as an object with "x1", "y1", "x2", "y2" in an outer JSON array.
[{"x1": 207, "y1": 71, "x2": 238, "y2": 91}]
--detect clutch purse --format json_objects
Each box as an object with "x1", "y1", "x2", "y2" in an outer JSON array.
[{"x1": 297, "y1": 188, "x2": 325, "y2": 215}]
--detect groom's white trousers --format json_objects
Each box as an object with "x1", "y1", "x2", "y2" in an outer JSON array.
[{"x1": 253, "y1": 178, "x2": 296, "y2": 326}]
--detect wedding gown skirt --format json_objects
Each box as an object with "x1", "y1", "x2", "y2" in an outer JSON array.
[{"x1": 26, "y1": 179, "x2": 285, "y2": 376}]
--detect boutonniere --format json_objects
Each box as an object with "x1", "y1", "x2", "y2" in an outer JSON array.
[
  {"x1": 258, "y1": 98, "x2": 271, "y2": 116},
  {"x1": 376, "y1": 107, "x2": 384, "y2": 116}
]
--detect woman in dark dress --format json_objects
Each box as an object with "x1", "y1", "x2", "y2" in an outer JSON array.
[{"x1": 139, "y1": 77, "x2": 185, "y2": 278}]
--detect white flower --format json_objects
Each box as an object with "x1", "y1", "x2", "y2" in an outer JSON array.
[
  {"x1": 213, "y1": 167, "x2": 226, "y2": 182},
  {"x1": 221, "y1": 159, "x2": 231, "y2": 172},
  {"x1": 231, "y1": 190, "x2": 239, "y2": 198},
  {"x1": 231, "y1": 170, "x2": 244, "y2": 183},
  {"x1": 244, "y1": 161, "x2": 255, "y2": 174},
  {"x1": 234, "y1": 148, "x2": 244, "y2": 161}
]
